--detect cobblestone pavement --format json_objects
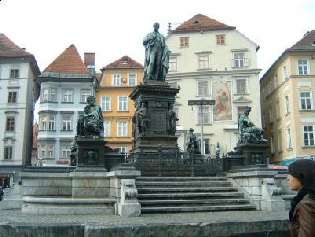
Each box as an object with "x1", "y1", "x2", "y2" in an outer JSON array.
[{"x1": 0, "y1": 209, "x2": 288, "y2": 226}]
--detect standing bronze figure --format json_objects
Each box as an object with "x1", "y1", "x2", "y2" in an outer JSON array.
[{"x1": 143, "y1": 22, "x2": 169, "y2": 81}]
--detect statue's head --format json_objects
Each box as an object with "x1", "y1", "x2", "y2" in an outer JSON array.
[
  {"x1": 153, "y1": 22, "x2": 160, "y2": 31},
  {"x1": 87, "y1": 96, "x2": 95, "y2": 104},
  {"x1": 244, "y1": 106, "x2": 252, "y2": 114}
]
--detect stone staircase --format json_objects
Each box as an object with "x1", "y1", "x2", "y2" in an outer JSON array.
[{"x1": 136, "y1": 176, "x2": 256, "y2": 213}]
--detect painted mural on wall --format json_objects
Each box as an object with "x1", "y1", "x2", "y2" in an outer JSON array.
[{"x1": 213, "y1": 81, "x2": 232, "y2": 121}]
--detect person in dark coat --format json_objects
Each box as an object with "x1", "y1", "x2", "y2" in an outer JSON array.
[{"x1": 287, "y1": 159, "x2": 315, "y2": 237}]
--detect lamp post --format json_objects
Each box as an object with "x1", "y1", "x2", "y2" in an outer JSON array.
[{"x1": 188, "y1": 99, "x2": 215, "y2": 155}]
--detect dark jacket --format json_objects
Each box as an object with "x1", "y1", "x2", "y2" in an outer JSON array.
[{"x1": 290, "y1": 194, "x2": 315, "y2": 237}]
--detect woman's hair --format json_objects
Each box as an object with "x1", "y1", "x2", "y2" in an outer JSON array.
[{"x1": 288, "y1": 159, "x2": 315, "y2": 195}]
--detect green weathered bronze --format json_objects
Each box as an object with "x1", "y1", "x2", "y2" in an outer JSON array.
[
  {"x1": 77, "y1": 95, "x2": 104, "y2": 138},
  {"x1": 143, "y1": 22, "x2": 170, "y2": 82},
  {"x1": 237, "y1": 106, "x2": 267, "y2": 146}
]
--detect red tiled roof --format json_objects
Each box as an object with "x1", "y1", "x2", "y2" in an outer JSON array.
[
  {"x1": 171, "y1": 14, "x2": 235, "y2": 34},
  {"x1": 103, "y1": 55, "x2": 143, "y2": 69},
  {"x1": 43, "y1": 44, "x2": 88, "y2": 74},
  {"x1": 287, "y1": 30, "x2": 315, "y2": 51},
  {"x1": 0, "y1": 33, "x2": 32, "y2": 57}
]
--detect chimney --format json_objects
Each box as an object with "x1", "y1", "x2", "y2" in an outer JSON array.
[{"x1": 84, "y1": 52, "x2": 95, "y2": 75}]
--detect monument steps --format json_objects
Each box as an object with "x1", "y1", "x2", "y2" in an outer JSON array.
[{"x1": 136, "y1": 176, "x2": 256, "y2": 213}]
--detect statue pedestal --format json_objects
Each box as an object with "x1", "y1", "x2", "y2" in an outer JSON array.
[
  {"x1": 76, "y1": 137, "x2": 106, "y2": 168},
  {"x1": 223, "y1": 143, "x2": 269, "y2": 172},
  {"x1": 132, "y1": 135, "x2": 178, "y2": 153},
  {"x1": 129, "y1": 82, "x2": 180, "y2": 153},
  {"x1": 238, "y1": 143, "x2": 268, "y2": 166}
]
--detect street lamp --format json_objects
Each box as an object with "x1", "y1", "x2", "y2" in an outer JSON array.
[{"x1": 188, "y1": 99, "x2": 215, "y2": 155}]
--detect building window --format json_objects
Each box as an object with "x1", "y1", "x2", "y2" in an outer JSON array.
[
  {"x1": 283, "y1": 65, "x2": 288, "y2": 80},
  {"x1": 81, "y1": 89, "x2": 91, "y2": 103},
  {"x1": 117, "y1": 147, "x2": 127, "y2": 153},
  {"x1": 197, "y1": 81, "x2": 209, "y2": 96},
  {"x1": 169, "y1": 57, "x2": 177, "y2": 72},
  {"x1": 198, "y1": 106, "x2": 210, "y2": 124},
  {"x1": 297, "y1": 59, "x2": 309, "y2": 75},
  {"x1": 8, "y1": 91, "x2": 17, "y2": 103},
  {"x1": 41, "y1": 88, "x2": 57, "y2": 102},
  {"x1": 101, "y1": 96, "x2": 111, "y2": 111},
  {"x1": 128, "y1": 73, "x2": 137, "y2": 86},
  {"x1": 4, "y1": 146, "x2": 13, "y2": 160},
  {"x1": 269, "y1": 105, "x2": 273, "y2": 123},
  {"x1": 285, "y1": 95, "x2": 290, "y2": 114},
  {"x1": 38, "y1": 144, "x2": 55, "y2": 158},
  {"x1": 286, "y1": 128, "x2": 292, "y2": 149},
  {"x1": 117, "y1": 121, "x2": 127, "y2": 137},
  {"x1": 235, "y1": 78, "x2": 247, "y2": 94},
  {"x1": 104, "y1": 121, "x2": 111, "y2": 137},
  {"x1": 303, "y1": 125, "x2": 314, "y2": 146},
  {"x1": 62, "y1": 89, "x2": 73, "y2": 102},
  {"x1": 118, "y1": 96, "x2": 128, "y2": 111},
  {"x1": 173, "y1": 106, "x2": 179, "y2": 125},
  {"x1": 216, "y1": 34, "x2": 225, "y2": 45},
  {"x1": 61, "y1": 145, "x2": 71, "y2": 159},
  {"x1": 10, "y1": 69, "x2": 19, "y2": 78},
  {"x1": 233, "y1": 52, "x2": 245, "y2": 68},
  {"x1": 274, "y1": 74, "x2": 278, "y2": 88},
  {"x1": 277, "y1": 130, "x2": 282, "y2": 153},
  {"x1": 275, "y1": 100, "x2": 280, "y2": 120},
  {"x1": 6, "y1": 116, "x2": 15, "y2": 131},
  {"x1": 300, "y1": 91, "x2": 312, "y2": 110},
  {"x1": 112, "y1": 74, "x2": 121, "y2": 86},
  {"x1": 270, "y1": 134, "x2": 275, "y2": 154},
  {"x1": 180, "y1": 37, "x2": 189, "y2": 47},
  {"x1": 262, "y1": 113, "x2": 266, "y2": 128},
  {"x1": 197, "y1": 54, "x2": 209, "y2": 70},
  {"x1": 39, "y1": 114, "x2": 55, "y2": 130},
  {"x1": 61, "y1": 114, "x2": 72, "y2": 131}
]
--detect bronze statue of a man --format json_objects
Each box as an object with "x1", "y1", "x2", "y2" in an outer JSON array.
[
  {"x1": 77, "y1": 95, "x2": 104, "y2": 138},
  {"x1": 143, "y1": 22, "x2": 169, "y2": 81}
]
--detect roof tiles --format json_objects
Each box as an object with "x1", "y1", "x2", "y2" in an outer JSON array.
[
  {"x1": 43, "y1": 44, "x2": 88, "y2": 74},
  {"x1": 171, "y1": 14, "x2": 235, "y2": 34}
]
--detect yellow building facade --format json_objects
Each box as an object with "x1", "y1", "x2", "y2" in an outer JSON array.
[
  {"x1": 260, "y1": 30, "x2": 315, "y2": 164},
  {"x1": 96, "y1": 56, "x2": 143, "y2": 153}
]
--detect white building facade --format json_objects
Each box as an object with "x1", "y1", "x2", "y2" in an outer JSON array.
[
  {"x1": 0, "y1": 33, "x2": 40, "y2": 186},
  {"x1": 166, "y1": 14, "x2": 262, "y2": 155}
]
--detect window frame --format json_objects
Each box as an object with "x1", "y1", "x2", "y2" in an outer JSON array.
[
  {"x1": 61, "y1": 114, "x2": 72, "y2": 131},
  {"x1": 297, "y1": 59, "x2": 309, "y2": 75},
  {"x1": 235, "y1": 78, "x2": 248, "y2": 94},
  {"x1": 303, "y1": 125, "x2": 315, "y2": 146},
  {"x1": 118, "y1": 96, "x2": 128, "y2": 111},
  {"x1": 300, "y1": 91, "x2": 312, "y2": 110},
  {"x1": 128, "y1": 73, "x2": 137, "y2": 86},
  {"x1": 180, "y1": 37, "x2": 189, "y2": 48},
  {"x1": 6, "y1": 115, "x2": 15, "y2": 132},
  {"x1": 101, "y1": 96, "x2": 111, "y2": 111},
  {"x1": 117, "y1": 121, "x2": 128, "y2": 137},
  {"x1": 4, "y1": 146, "x2": 13, "y2": 160},
  {"x1": 10, "y1": 69, "x2": 19, "y2": 79},
  {"x1": 216, "y1": 34, "x2": 225, "y2": 45},
  {"x1": 112, "y1": 74, "x2": 121, "y2": 86},
  {"x1": 197, "y1": 81, "x2": 209, "y2": 96},
  {"x1": 62, "y1": 89, "x2": 74, "y2": 103},
  {"x1": 8, "y1": 91, "x2": 17, "y2": 103}
]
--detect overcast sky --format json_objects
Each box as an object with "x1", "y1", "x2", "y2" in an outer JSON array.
[{"x1": 0, "y1": 0, "x2": 314, "y2": 77}]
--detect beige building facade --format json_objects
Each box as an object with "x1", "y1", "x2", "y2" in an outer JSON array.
[{"x1": 260, "y1": 30, "x2": 315, "y2": 165}]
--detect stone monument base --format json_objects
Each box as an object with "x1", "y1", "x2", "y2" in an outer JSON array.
[{"x1": 132, "y1": 135, "x2": 178, "y2": 153}]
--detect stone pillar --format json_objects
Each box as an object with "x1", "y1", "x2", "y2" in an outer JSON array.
[
  {"x1": 227, "y1": 169, "x2": 285, "y2": 211},
  {"x1": 106, "y1": 163, "x2": 141, "y2": 217},
  {"x1": 76, "y1": 137, "x2": 106, "y2": 168}
]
